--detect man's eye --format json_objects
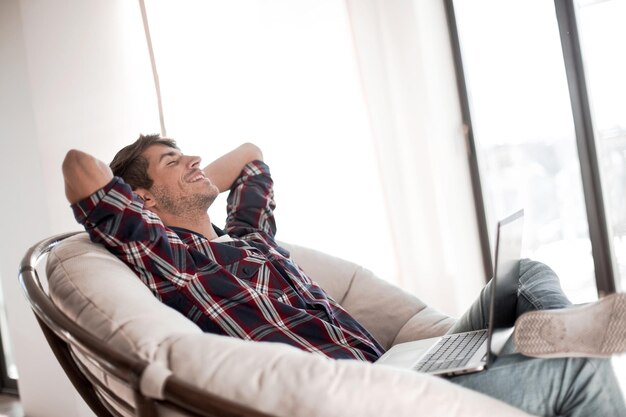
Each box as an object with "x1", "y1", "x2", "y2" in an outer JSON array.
[{"x1": 167, "y1": 160, "x2": 177, "y2": 166}]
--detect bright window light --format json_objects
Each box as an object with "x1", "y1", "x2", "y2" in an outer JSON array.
[{"x1": 144, "y1": 0, "x2": 398, "y2": 283}]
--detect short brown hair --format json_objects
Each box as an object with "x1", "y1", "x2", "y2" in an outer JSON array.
[{"x1": 110, "y1": 134, "x2": 178, "y2": 190}]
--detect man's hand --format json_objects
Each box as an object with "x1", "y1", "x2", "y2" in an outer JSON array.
[
  {"x1": 203, "y1": 143, "x2": 263, "y2": 192},
  {"x1": 62, "y1": 149, "x2": 114, "y2": 204}
]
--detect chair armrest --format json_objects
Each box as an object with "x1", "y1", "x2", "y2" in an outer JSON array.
[{"x1": 161, "y1": 333, "x2": 535, "y2": 417}]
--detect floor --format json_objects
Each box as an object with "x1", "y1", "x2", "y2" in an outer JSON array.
[{"x1": 0, "y1": 395, "x2": 22, "y2": 417}]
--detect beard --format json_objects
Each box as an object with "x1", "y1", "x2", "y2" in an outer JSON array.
[{"x1": 150, "y1": 184, "x2": 218, "y2": 220}]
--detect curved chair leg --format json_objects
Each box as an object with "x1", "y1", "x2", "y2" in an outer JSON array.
[{"x1": 37, "y1": 317, "x2": 119, "y2": 417}]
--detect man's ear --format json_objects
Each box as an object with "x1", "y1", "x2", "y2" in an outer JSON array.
[{"x1": 135, "y1": 188, "x2": 156, "y2": 209}]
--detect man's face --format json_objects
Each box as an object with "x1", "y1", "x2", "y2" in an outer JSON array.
[{"x1": 141, "y1": 144, "x2": 219, "y2": 217}]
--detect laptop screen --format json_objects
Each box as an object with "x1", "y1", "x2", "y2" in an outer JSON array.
[{"x1": 487, "y1": 209, "x2": 524, "y2": 351}]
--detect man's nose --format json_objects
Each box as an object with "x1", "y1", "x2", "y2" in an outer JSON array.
[{"x1": 186, "y1": 155, "x2": 201, "y2": 168}]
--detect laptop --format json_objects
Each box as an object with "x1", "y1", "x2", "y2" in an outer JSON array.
[{"x1": 375, "y1": 209, "x2": 524, "y2": 377}]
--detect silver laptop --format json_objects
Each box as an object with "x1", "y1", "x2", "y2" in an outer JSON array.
[{"x1": 375, "y1": 209, "x2": 524, "y2": 377}]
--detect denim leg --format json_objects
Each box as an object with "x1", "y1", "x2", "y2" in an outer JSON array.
[
  {"x1": 446, "y1": 276, "x2": 491, "y2": 334},
  {"x1": 516, "y1": 258, "x2": 571, "y2": 315},
  {"x1": 444, "y1": 259, "x2": 626, "y2": 415},
  {"x1": 450, "y1": 354, "x2": 626, "y2": 417},
  {"x1": 447, "y1": 259, "x2": 572, "y2": 334}
]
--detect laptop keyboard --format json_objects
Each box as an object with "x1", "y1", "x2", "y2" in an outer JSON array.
[{"x1": 413, "y1": 330, "x2": 488, "y2": 373}]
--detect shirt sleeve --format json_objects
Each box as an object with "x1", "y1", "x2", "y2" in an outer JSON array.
[
  {"x1": 71, "y1": 177, "x2": 198, "y2": 293},
  {"x1": 72, "y1": 177, "x2": 164, "y2": 246},
  {"x1": 224, "y1": 160, "x2": 277, "y2": 239}
]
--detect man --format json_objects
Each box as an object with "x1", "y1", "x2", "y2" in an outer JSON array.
[{"x1": 63, "y1": 134, "x2": 626, "y2": 416}]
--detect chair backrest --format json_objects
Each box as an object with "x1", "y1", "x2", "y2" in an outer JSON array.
[
  {"x1": 19, "y1": 233, "x2": 458, "y2": 417},
  {"x1": 282, "y1": 242, "x2": 455, "y2": 347},
  {"x1": 19, "y1": 232, "x2": 273, "y2": 417}
]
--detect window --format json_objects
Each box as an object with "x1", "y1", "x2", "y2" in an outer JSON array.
[
  {"x1": 575, "y1": 0, "x2": 626, "y2": 292},
  {"x1": 143, "y1": 0, "x2": 398, "y2": 283},
  {"x1": 447, "y1": 0, "x2": 623, "y2": 301}
]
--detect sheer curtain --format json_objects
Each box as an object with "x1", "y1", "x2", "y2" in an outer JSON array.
[
  {"x1": 345, "y1": 0, "x2": 484, "y2": 315},
  {"x1": 143, "y1": 0, "x2": 483, "y2": 316},
  {"x1": 143, "y1": 0, "x2": 398, "y2": 286}
]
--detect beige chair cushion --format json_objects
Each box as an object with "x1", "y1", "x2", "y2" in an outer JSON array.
[
  {"x1": 47, "y1": 234, "x2": 201, "y2": 359},
  {"x1": 45, "y1": 233, "x2": 533, "y2": 417},
  {"x1": 284, "y1": 243, "x2": 456, "y2": 348},
  {"x1": 161, "y1": 333, "x2": 531, "y2": 417}
]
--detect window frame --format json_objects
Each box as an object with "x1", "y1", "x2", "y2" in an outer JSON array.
[{"x1": 444, "y1": 0, "x2": 618, "y2": 294}]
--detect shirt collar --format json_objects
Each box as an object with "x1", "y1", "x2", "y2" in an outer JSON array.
[{"x1": 170, "y1": 224, "x2": 226, "y2": 244}]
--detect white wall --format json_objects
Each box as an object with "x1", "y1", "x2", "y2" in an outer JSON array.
[{"x1": 0, "y1": 0, "x2": 160, "y2": 415}]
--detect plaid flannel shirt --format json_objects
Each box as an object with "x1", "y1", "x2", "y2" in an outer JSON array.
[{"x1": 73, "y1": 160, "x2": 384, "y2": 361}]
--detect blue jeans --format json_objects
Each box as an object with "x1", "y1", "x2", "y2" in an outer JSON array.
[{"x1": 447, "y1": 259, "x2": 626, "y2": 417}]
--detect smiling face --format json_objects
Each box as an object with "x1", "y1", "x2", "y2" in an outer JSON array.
[{"x1": 139, "y1": 144, "x2": 220, "y2": 219}]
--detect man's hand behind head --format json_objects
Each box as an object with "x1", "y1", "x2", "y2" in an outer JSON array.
[{"x1": 62, "y1": 149, "x2": 114, "y2": 204}]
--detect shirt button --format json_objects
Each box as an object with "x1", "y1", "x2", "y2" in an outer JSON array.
[{"x1": 242, "y1": 266, "x2": 252, "y2": 276}]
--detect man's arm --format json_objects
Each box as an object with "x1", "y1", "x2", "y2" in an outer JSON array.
[
  {"x1": 203, "y1": 143, "x2": 263, "y2": 193},
  {"x1": 62, "y1": 149, "x2": 114, "y2": 204}
]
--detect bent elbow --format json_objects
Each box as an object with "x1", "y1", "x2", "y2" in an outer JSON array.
[
  {"x1": 242, "y1": 142, "x2": 263, "y2": 162},
  {"x1": 62, "y1": 149, "x2": 95, "y2": 178},
  {"x1": 62, "y1": 149, "x2": 82, "y2": 173}
]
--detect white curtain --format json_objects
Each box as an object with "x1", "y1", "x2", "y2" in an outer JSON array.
[
  {"x1": 143, "y1": 0, "x2": 399, "y2": 285},
  {"x1": 345, "y1": 0, "x2": 484, "y2": 315},
  {"x1": 143, "y1": 0, "x2": 485, "y2": 316}
]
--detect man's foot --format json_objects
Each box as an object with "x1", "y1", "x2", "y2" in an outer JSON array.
[{"x1": 514, "y1": 292, "x2": 626, "y2": 358}]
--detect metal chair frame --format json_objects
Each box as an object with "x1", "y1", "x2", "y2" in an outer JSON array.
[{"x1": 19, "y1": 232, "x2": 272, "y2": 417}]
